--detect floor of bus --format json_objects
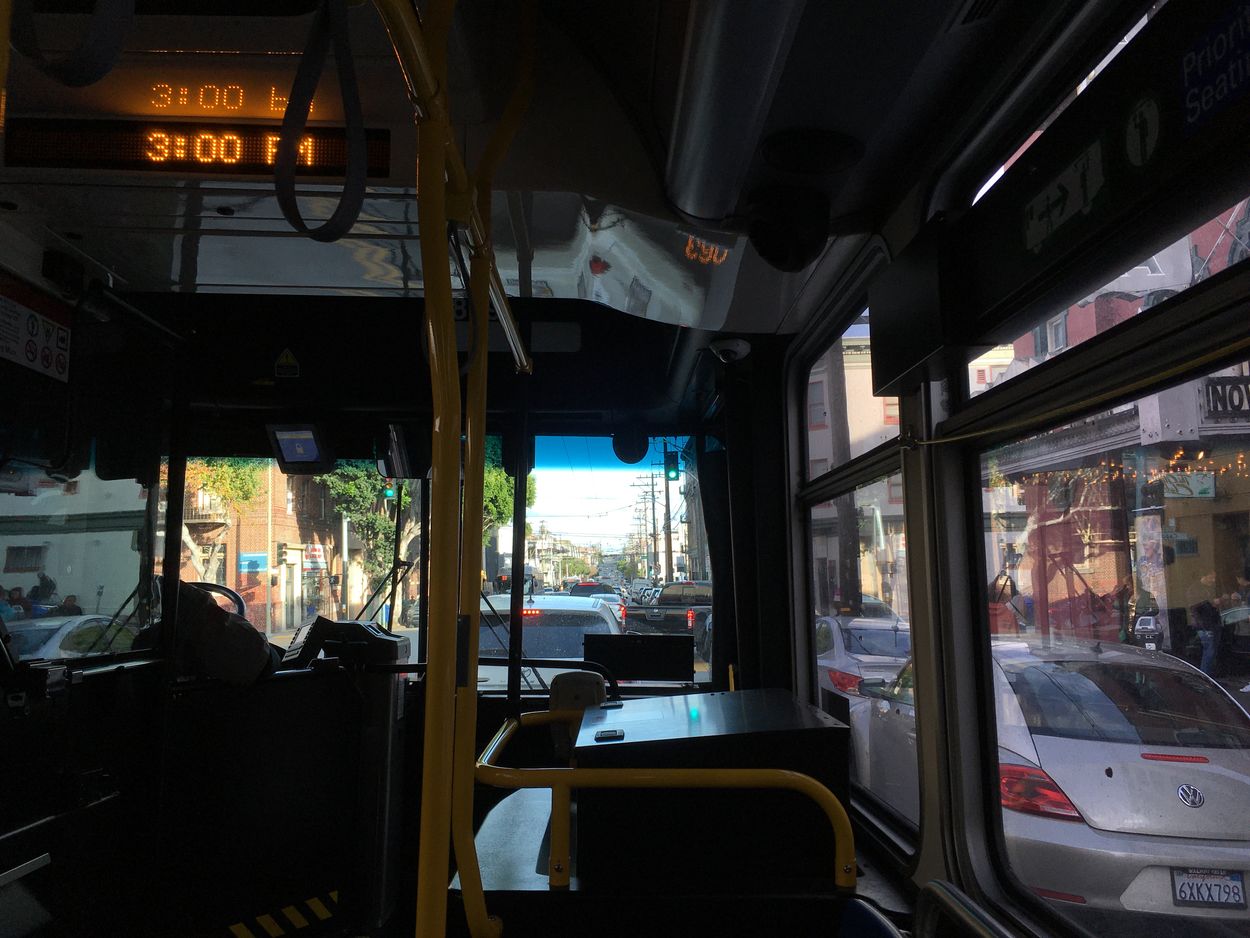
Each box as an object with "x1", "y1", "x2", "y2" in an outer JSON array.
[{"x1": 431, "y1": 788, "x2": 912, "y2": 938}]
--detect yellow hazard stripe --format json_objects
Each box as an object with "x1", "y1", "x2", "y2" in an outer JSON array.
[
  {"x1": 256, "y1": 913, "x2": 285, "y2": 936},
  {"x1": 281, "y1": 905, "x2": 309, "y2": 929},
  {"x1": 228, "y1": 891, "x2": 338, "y2": 937}
]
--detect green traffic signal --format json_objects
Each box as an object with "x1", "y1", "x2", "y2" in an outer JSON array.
[{"x1": 664, "y1": 452, "x2": 680, "y2": 481}]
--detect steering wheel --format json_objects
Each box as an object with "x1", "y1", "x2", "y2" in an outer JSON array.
[{"x1": 189, "y1": 581, "x2": 247, "y2": 618}]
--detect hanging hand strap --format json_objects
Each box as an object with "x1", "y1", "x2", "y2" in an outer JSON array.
[
  {"x1": 9, "y1": 0, "x2": 134, "y2": 87},
  {"x1": 274, "y1": 0, "x2": 367, "y2": 243}
]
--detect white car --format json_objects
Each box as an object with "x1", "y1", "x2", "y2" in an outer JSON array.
[
  {"x1": 590, "y1": 593, "x2": 625, "y2": 623},
  {"x1": 4, "y1": 615, "x2": 137, "y2": 660},
  {"x1": 852, "y1": 638, "x2": 1250, "y2": 926},
  {"x1": 815, "y1": 614, "x2": 911, "y2": 699},
  {"x1": 477, "y1": 595, "x2": 621, "y2": 691}
]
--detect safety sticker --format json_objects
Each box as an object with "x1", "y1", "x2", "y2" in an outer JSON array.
[
  {"x1": 275, "y1": 348, "x2": 300, "y2": 378},
  {"x1": 226, "y1": 890, "x2": 339, "y2": 937},
  {"x1": 0, "y1": 293, "x2": 70, "y2": 382}
]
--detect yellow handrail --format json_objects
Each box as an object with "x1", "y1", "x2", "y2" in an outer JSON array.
[
  {"x1": 395, "y1": 1, "x2": 460, "y2": 935},
  {"x1": 476, "y1": 712, "x2": 858, "y2": 893},
  {"x1": 372, "y1": 0, "x2": 532, "y2": 375},
  {"x1": 449, "y1": 3, "x2": 536, "y2": 937}
]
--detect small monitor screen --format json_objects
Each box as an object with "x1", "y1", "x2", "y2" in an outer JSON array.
[{"x1": 274, "y1": 428, "x2": 319, "y2": 462}]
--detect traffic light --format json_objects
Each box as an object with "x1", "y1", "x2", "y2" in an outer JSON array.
[
  {"x1": 383, "y1": 478, "x2": 396, "y2": 499},
  {"x1": 275, "y1": 542, "x2": 287, "y2": 566},
  {"x1": 664, "y1": 451, "x2": 680, "y2": 481}
]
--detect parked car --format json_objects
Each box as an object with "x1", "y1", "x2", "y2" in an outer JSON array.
[
  {"x1": 477, "y1": 595, "x2": 621, "y2": 691},
  {"x1": 851, "y1": 638, "x2": 1250, "y2": 925},
  {"x1": 4, "y1": 615, "x2": 138, "y2": 661},
  {"x1": 816, "y1": 616, "x2": 911, "y2": 698},
  {"x1": 1220, "y1": 605, "x2": 1250, "y2": 670}
]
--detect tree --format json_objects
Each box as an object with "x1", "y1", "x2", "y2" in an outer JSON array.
[
  {"x1": 316, "y1": 462, "x2": 410, "y2": 592},
  {"x1": 185, "y1": 457, "x2": 265, "y2": 506},
  {"x1": 183, "y1": 457, "x2": 265, "y2": 581},
  {"x1": 483, "y1": 437, "x2": 536, "y2": 536}
]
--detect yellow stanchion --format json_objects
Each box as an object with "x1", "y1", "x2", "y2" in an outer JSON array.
[
  {"x1": 405, "y1": 1, "x2": 460, "y2": 935},
  {"x1": 450, "y1": 5, "x2": 535, "y2": 935}
]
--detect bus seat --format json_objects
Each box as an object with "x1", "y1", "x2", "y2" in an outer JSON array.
[{"x1": 548, "y1": 670, "x2": 606, "y2": 762}]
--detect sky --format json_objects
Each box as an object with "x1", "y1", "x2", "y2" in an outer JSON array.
[{"x1": 526, "y1": 436, "x2": 688, "y2": 549}]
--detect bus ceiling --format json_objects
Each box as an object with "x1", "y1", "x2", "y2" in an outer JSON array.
[{"x1": 0, "y1": 0, "x2": 1151, "y2": 340}]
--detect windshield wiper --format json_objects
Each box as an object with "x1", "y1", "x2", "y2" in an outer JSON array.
[
  {"x1": 481, "y1": 591, "x2": 546, "y2": 691},
  {"x1": 83, "y1": 580, "x2": 143, "y2": 655}
]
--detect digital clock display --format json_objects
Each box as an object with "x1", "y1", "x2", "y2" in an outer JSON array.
[{"x1": 4, "y1": 118, "x2": 390, "y2": 177}]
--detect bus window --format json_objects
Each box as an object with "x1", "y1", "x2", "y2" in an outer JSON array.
[
  {"x1": 980, "y1": 360, "x2": 1250, "y2": 932},
  {"x1": 480, "y1": 435, "x2": 713, "y2": 688},
  {"x1": 969, "y1": 194, "x2": 1250, "y2": 398},
  {"x1": 1, "y1": 453, "x2": 154, "y2": 660},
  {"x1": 806, "y1": 308, "x2": 898, "y2": 479},
  {"x1": 164, "y1": 458, "x2": 422, "y2": 652},
  {"x1": 811, "y1": 469, "x2": 914, "y2": 829}
]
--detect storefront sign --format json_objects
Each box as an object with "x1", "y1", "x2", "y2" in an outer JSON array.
[
  {"x1": 304, "y1": 543, "x2": 327, "y2": 569},
  {"x1": 1204, "y1": 376, "x2": 1250, "y2": 416},
  {"x1": 1162, "y1": 471, "x2": 1215, "y2": 498}
]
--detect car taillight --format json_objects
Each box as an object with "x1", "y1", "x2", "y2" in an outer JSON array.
[
  {"x1": 999, "y1": 764, "x2": 1082, "y2": 821},
  {"x1": 826, "y1": 669, "x2": 861, "y2": 694},
  {"x1": 1141, "y1": 753, "x2": 1209, "y2": 763},
  {"x1": 618, "y1": 603, "x2": 626, "y2": 621},
  {"x1": 687, "y1": 608, "x2": 695, "y2": 630}
]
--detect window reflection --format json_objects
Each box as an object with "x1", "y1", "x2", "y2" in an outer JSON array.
[
  {"x1": 980, "y1": 360, "x2": 1250, "y2": 932},
  {"x1": 970, "y1": 196, "x2": 1250, "y2": 398},
  {"x1": 1, "y1": 456, "x2": 152, "y2": 660},
  {"x1": 810, "y1": 471, "x2": 916, "y2": 826},
  {"x1": 805, "y1": 309, "x2": 899, "y2": 480}
]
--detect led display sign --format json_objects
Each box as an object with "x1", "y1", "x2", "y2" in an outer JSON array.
[{"x1": 4, "y1": 118, "x2": 389, "y2": 177}]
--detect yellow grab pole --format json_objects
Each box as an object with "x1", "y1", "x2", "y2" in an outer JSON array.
[
  {"x1": 450, "y1": 5, "x2": 535, "y2": 934},
  {"x1": 412, "y1": 1, "x2": 460, "y2": 936},
  {"x1": 449, "y1": 132, "x2": 498, "y2": 938},
  {"x1": 0, "y1": 1, "x2": 11, "y2": 111},
  {"x1": 549, "y1": 784, "x2": 572, "y2": 887},
  {"x1": 372, "y1": 0, "x2": 531, "y2": 375}
]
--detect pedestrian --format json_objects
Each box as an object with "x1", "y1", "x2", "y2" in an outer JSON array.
[
  {"x1": 1190, "y1": 600, "x2": 1221, "y2": 676},
  {"x1": 8, "y1": 588, "x2": 32, "y2": 617},
  {"x1": 53, "y1": 594, "x2": 84, "y2": 616}
]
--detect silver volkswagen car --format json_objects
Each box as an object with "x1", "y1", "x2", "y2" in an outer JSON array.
[{"x1": 853, "y1": 638, "x2": 1250, "y2": 928}]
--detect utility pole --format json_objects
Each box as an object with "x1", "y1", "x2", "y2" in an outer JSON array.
[
  {"x1": 662, "y1": 441, "x2": 674, "y2": 584},
  {"x1": 649, "y1": 472, "x2": 659, "y2": 581}
]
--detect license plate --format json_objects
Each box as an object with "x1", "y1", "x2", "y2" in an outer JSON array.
[
  {"x1": 645, "y1": 610, "x2": 663, "y2": 620},
  {"x1": 1171, "y1": 868, "x2": 1247, "y2": 909},
  {"x1": 1145, "y1": 642, "x2": 1157, "y2": 650}
]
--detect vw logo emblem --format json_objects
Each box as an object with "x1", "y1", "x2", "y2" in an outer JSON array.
[{"x1": 1178, "y1": 784, "x2": 1205, "y2": 808}]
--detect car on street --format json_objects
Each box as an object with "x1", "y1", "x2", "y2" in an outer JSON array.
[
  {"x1": 4, "y1": 614, "x2": 138, "y2": 661},
  {"x1": 816, "y1": 615, "x2": 911, "y2": 698},
  {"x1": 622, "y1": 580, "x2": 712, "y2": 640},
  {"x1": 590, "y1": 593, "x2": 625, "y2": 623},
  {"x1": 850, "y1": 638, "x2": 1250, "y2": 926},
  {"x1": 477, "y1": 595, "x2": 622, "y2": 691}
]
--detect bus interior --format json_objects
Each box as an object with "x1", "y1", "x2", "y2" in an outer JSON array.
[{"x1": 3, "y1": 1, "x2": 1250, "y2": 937}]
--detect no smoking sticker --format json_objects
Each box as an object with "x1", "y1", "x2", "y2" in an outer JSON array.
[{"x1": 0, "y1": 294, "x2": 71, "y2": 382}]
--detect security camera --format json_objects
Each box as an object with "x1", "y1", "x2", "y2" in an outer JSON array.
[{"x1": 709, "y1": 338, "x2": 751, "y2": 364}]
